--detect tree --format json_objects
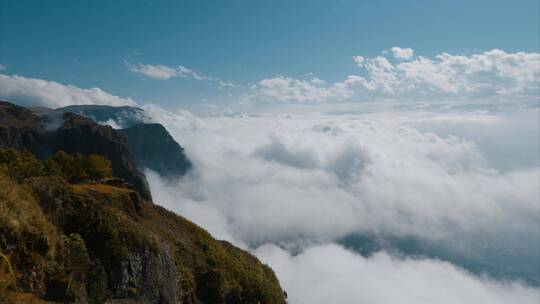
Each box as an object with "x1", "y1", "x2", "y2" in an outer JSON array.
[
  {"x1": 0, "y1": 149, "x2": 44, "y2": 181},
  {"x1": 84, "y1": 155, "x2": 113, "y2": 181},
  {"x1": 0, "y1": 149, "x2": 114, "y2": 183}
]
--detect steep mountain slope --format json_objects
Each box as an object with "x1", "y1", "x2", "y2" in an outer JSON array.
[
  {"x1": 120, "y1": 123, "x2": 192, "y2": 178},
  {"x1": 0, "y1": 101, "x2": 152, "y2": 201},
  {"x1": 0, "y1": 153, "x2": 285, "y2": 303},
  {"x1": 59, "y1": 105, "x2": 193, "y2": 178}
]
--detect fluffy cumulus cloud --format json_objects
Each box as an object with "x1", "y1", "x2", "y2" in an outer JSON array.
[
  {"x1": 256, "y1": 244, "x2": 539, "y2": 304},
  {"x1": 365, "y1": 49, "x2": 540, "y2": 96},
  {"x1": 248, "y1": 75, "x2": 355, "y2": 104},
  {"x1": 128, "y1": 62, "x2": 210, "y2": 80},
  {"x1": 142, "y1": 101, "x2": 539, "y2": 303},
  {"x1": 352, "y1": 55, "x2": 365, "y2": 66},
  {"x1": 0, "y1": 74, "x2": 136, "y2": 107},
  {"x1": 250, "y1": 48, "x2": 540, "y2": 103},
  {"x1": 244, "y1": 75, "x2": 337, "y2": 103},
  {"x1": 390, "y1": 46, "x2": 414, "y2": 60}
]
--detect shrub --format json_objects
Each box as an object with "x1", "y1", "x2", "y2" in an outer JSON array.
[
  {"x1": 84, "y1": 154, "x2": 113, "y2": 181},
  {"x1": 0, "y1": 149, "x2": 44, "y2": 181},
  {"x1": 0, "y1": 149, "x2": 113, "y2": 183}
]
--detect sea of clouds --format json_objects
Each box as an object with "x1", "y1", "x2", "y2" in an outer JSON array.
[{"x1": 142, "y1": 102, "x2": 539, "y2": 303}]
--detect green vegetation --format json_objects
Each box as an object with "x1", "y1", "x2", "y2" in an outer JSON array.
[
  {"x1": 0, "y1": 149, "x2": 112, "y2": 183},
  {"x1": 0, "y1": 149, "x2": 285, "y2": 303}
]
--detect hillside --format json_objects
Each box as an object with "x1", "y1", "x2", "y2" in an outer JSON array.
[
  {"x1": 0, "y1": 102, "x2": 152, "y2": 202},
  {"x1": 0, "y1": 149, "x2": 285, "y2": 303},
  {"x1": 0, "y1": 102, "x2": 286, "y2": 304}
]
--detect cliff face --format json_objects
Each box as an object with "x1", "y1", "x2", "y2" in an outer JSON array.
[
  {"x1": 0, "y1": 102, "x2": 286, "y2": 303},
  {"x1": 121, "y1": 123, "x2": 192, "y2": 178},
  {"x1": 59, "y1": 105, "x2": 193, "y2": 178},
  {"x1": 0, "y1": 101, "x2": 152, "y2": 202},
  {"x1": 53, "y1": 113, "x2": 152, "y2": 201},
  {"x1": 0, "y1": 101, "x2": 41, "y2": 150},
  {"x1": 0, "y1": 169, "x2": 285, "y2": 304}
]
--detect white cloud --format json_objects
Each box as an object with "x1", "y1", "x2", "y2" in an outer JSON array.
[
  {"x1": 128, "y1": 63, "x2": 178, "y2": 80},
  {"x1": 355, "y1": 49, "x2": 540, "y2": 98},
  {"x1": 141, "y1": 102, "x2": 539, "y2": 302},
  {"x1": 128, "y1": 62, "x2": 210, "y2": 80},
  {"x1": 0, "y1": 74, "x2": 136, "y2": 108},
  {"x1": 144, "y1": 104, "x2": 539, "y2": 277},
  {"x1": 310, "y1": 77, "x2": 326, "y2": 86},
  {"x1": 176, "y1": 65, "x2": 208, "y2": 80},
  {"x1": 390, "y1": 46, "x2": 415, "y2": 60},
  {"x1": 353, "y1": 55, "x2": 365, "y2": 66},
  {"x1": 248, "y1": 76, "x2": 353, "y2": 103},
  {"x1": 148, "y1": 109, "x2": 539, "y2": 246},
  {"x1": 249, "y1": 49, "x2": 540, "y2": 103},
  {"x1": 218, "y1": 80, "x2": 243, "y2": 88},
  {"x1": 255, "y1": 243, "x2": 539, "y2": 304}
]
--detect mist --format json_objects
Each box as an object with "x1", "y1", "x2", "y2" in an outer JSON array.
[{"x1": 142, "y1": 101, "x2": 540, "y2": 303}]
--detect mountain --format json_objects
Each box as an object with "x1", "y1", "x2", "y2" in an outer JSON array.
[
  {"x1": 120, "y1": 123, "x2": 192, "y2": 178},
  {"x1": 0, "y1": 102, "x2": 286, "y2": 303},
  {"x1": 0, "y1": 149, "x2": 285, "y2": 304},
  {"x1": 0, "y1": 101, "x2": 152, "y2": 202},
  {"x1": 57, "y1": 105, "x2": 150, "y2": 129},
  {"x1": 59, "y1": 105, "x2": 193, "y2": 178}
]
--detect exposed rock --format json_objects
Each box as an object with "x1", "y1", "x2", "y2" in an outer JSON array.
[
  {"x1": 0, "y1": 101, "x2": 152, "y2": 202},
  {"x1": 120, "y1": 123, "x2": 192, "y2": 178},
  {"x1": 59, "y1": 105, "x2": 193, "y2": 178},
  {"x1": 114, "y1": 246, "x2": 178, "y2": 304},
  {"x1": 53, "y1": 113, "x2": 152, "y2": 201},
  {"x1": 1, "y1": 166, "x2": 286, "y2": 303}
]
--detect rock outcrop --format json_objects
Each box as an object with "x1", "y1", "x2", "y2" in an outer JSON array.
[
  {"x1": 0, "y1": 101, "x2": 152, "y2": 201},
  {"x1": 120, "y1": 123, "x2": 192, "y2": 178},
  {"x1": 59, "y1": 104, "x2": 193, "y2": 178}
]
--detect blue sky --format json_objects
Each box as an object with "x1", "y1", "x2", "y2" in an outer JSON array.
[{"x1": 1, "y1": 0, "x2": 539, "y2": 108}]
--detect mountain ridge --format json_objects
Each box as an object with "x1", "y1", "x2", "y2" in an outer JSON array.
[
  {"x1": 0, "y1": 102, "x2": 287, "y2": 303},
  {"x1": 59, "y1": 105, "x2": 193, "y2": 178},
  {"x1": 0, "y1": 101, "x2": 152, "y2": 201}
]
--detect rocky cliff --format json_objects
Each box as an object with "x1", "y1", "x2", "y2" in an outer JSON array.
[
  {"x1": 59, "y1": 105, "x2": 193, "y2": 178},
  {"x1": 0, "y1": 165, "x2": 285, "y2": 303},
  {"x1": 120, "y1": 123, "x2": 192, "y2": 178},
  {"x1": 0, "y1": 101, "x2": 152, "y2": 202}
]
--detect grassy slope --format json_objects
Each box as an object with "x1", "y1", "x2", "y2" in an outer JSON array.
[{"x1": 0, "y1": 174, "x2": 285, "y2": 304}]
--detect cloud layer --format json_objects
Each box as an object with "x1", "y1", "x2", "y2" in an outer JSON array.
[
  {"x1": 143, "y1": 102, "x2": 539, "y2": 297},
  {"x1": 256, "y1": 243, "x2": 539, "y2": 304},
  {"x1": 250, "y1": 48, "x2": 540, "y2": 103},
  {"x1": 148, "y1": 108, "x2": 539, "y2": 246},
  {"x1": 0, "y1": 74, "x2": 136, "y2": 107}
]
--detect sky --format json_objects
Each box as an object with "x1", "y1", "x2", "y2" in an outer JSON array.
[
  {"x1": 1, "y1": 1, "x2": 539, "y2": 303},
  {"x1": 1, "y1": 0, "x2": 539, "y2": 109}
]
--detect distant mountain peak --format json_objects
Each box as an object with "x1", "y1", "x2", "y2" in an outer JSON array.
[{"x1": 57, "y1": 104, "x2": 151, "y2": 129}]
